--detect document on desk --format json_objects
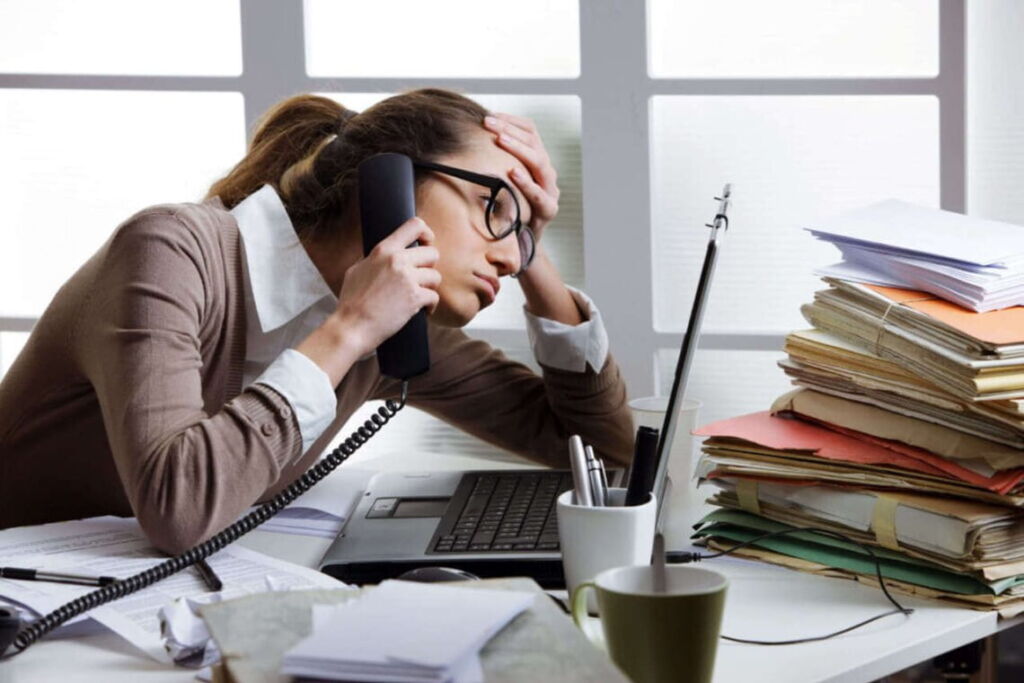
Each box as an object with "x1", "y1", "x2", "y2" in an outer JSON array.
[{"x1": 0, "y1": 516, "x2": 345, "y2": 663}]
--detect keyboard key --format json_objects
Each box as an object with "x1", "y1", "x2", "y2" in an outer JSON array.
[{"x1": 513, "y1": 543, "x2": 537, "y2": 550}]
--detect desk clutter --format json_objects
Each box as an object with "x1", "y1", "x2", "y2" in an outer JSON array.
[
  {"x1": 693, "y1": 200, "x2": 1024, "y2": 618},
  {"x1": 199, "y1": 578, "x2": 627, "y2": 683}
]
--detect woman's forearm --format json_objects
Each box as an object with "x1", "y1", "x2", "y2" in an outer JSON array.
[
  {"x1": 516, "y1": 245, "x2": 584, "y2": 326},
  {"x1": 295, "y1": 313, "x2": 366, "y2": 387}
]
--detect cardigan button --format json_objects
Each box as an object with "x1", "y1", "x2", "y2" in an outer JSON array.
[
  {"x1": 261, "y1": 423, "x2": 275, "y2": 437},
  {"x1": 279, "y1": 406, "x2": 292, "y2": 419}
]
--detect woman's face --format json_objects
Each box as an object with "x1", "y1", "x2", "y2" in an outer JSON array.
[{"x1": 416, "y1": 129, "x2": 533, "y2": 327}]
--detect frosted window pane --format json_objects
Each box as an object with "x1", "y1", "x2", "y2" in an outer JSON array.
[
  {"x1": 651, "y1": 96, "x2": 939, "y2": 334},
  {"x1": 305, "y1": 0, "x2": 579, "y2": 78},
  {"x1": 656, "y1": 348, "x2": 794, "y2": 428},
  {"x1": 968, "y1": 0, "x2": 1024, "y2": 224},
  {"x1": 649, "y1": 0, "x2": 938, "y2": 78},
  {"x1": 0, "y1": 90, "x2": 246, "y2": 317},
  {"x1": 320, "y1": 93, "x2": 583, "y2": 331},
  {"x1": 0, "y1": 0, "x2": 241, "y2": 75},
  {"x1": 334, "y1": 348, "x2": 538, "y2": 466},
  {"x1": 0, "y1": 332, "x2": 30, "y2": 380}
]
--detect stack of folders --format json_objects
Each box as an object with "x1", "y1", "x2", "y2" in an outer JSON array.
[
  {"x1": 281, "y1": 581, "x2": 534, "y2": 682},
  {"x1": 691, "y1": 201, "x2": 1024, "y2": 617}
]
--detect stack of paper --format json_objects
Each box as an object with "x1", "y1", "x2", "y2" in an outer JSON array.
[
  {"x1": 809, "y1": 199, "x2": 1024, "y2": 312},
  {"x1": 281, "y1": 581, "x2": 534, "y2": 682},
  {"x1": 688, "y1": 199, "x2": 1024, "y2": 617},
  {"x1": 801, "y1": 279, "x2": 1024, "y2": 401}
]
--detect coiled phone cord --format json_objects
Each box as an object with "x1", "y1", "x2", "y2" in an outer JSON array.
[{"x1": 3, "y1": 382, "x2": 410, "y2": 658}]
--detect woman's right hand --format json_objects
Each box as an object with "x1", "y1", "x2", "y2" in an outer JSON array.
[
  {"x1": 298, "y1": 217, "x2": 440, "y2": 385},
  {"x1": 334, "y1": 216, "x2": 441, "y2": 356}
]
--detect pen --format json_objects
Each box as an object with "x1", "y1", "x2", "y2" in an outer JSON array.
[
  {"x1": 625, "y1": 426, "x2": 660, "y2": 507},
  {"x1": 568, "y1": 435, "x2": 594, "y2": 506},
  {"x1": 596, "y1": 456, "x2": 610, "y2": 504},
  {"x1": 0, "y1": 566, "x2": 117, "y2": 587},
  {"x1": 194, "y1": 559, "x2": 223, "y2": 592},
  {"x1": 585, "y1": 445, "x2": 606, "y2": 507}
]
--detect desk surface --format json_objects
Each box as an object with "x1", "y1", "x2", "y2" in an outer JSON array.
[{"x1": 4, "y1": 448, "x2": 1021, "y2": 683}]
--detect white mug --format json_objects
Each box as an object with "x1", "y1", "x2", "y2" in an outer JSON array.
[{"x1": 556, "y1": 488, "x2": 656, "y2": 612}]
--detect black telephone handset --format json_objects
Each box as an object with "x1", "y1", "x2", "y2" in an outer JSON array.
[
  {"x1": 1, "y1": 158, "x2": 433, "y2": 660},
  {"x1": 358, "y1": 153, "x2": 431, "y2": 380}
]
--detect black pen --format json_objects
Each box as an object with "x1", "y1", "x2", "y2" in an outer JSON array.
[
  {"x1": 625, "y1": 426, "x2": 660, "y2": 506},
  {"x1": 0, "y1": 566, "x2": 117, "y2": 587},
  {"x1": 194, "y1": 559, "x2": 223, "y2": 592}
]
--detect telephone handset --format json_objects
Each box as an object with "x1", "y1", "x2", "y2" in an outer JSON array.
[
  {"x1": 0, "y1": 155, "x2": 432, "y2": 658},
  {"x1": 358, "y1": 153, "x2": 431, "y2": 380}
]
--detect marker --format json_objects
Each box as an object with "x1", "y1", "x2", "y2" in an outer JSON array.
[{"x1": 625, "y1": 426, "x2": 660, "y2": 506}]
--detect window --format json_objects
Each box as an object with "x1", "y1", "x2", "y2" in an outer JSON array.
[{"x1": 0, "y1": 1, "x2": 967, "y2": 464}]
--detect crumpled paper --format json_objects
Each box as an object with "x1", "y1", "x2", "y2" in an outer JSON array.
[{"x1": 158, "y1": 575, "x2": 296, "y2": 669}]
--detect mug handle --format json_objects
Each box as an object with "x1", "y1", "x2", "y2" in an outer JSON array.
[{"x1": 570, "y1": 581, "x2": 598, "y2": 635}]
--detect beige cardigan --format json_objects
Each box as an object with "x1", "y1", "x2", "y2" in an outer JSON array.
[{"x1": 0, "y1": 198, "x2": 633, "y2": 553}]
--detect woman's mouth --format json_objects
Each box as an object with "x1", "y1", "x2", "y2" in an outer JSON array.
[{"x1": 475, "y1": 274, "x2": 499, "y2": 303}]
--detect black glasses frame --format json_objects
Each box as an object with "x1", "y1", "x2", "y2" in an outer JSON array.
[{"x1": 413, "y1": 159, "x2": 536, "y2": 274}]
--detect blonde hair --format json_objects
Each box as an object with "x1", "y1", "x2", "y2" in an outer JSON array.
[{"x1": 206, "y1": 89, "x2": 489, "y2": 240}]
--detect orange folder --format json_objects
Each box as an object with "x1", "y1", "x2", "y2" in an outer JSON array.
[
  {"x1": 867, "y1": 284, "x2": 1024, "y2": 346},
  {"x1": 694, "y1": 411, "x2": 1024, "y2": 495}
]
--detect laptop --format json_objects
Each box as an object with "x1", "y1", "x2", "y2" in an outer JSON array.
[{"x1": 319, "y1": 185, "x2": 732, "y2": 588}]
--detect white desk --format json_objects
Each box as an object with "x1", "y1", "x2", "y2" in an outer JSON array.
[{"x1": 4, "y1": 449, "x2": 1022, "y2": 683}]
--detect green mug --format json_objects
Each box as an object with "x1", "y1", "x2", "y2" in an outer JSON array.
[{"x1": 571, "y1": 564, "x2": 727, "y2": 683}]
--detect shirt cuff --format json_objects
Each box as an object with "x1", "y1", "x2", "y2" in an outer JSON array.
[
  {"x1": 523, "y1": 286, "x2": 609, "y2": 373},
  {"x1": 252, "y1": 349, "x2": 337, "y2": 455}
]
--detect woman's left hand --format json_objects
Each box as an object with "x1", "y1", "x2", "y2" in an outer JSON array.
[{"x1": 484, "y1": 113, "x2": 560, "y2": 242}]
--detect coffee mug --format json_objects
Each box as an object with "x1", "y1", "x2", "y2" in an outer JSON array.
[
  {"x1": 556, "y1": 488, "x2": 656, "y2": 612},
  {"x1": 571, "y1": 564, "x2": 727, "y2": 683}
]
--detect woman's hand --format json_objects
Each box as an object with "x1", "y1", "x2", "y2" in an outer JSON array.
[
  {"x1": 484, "y1": 113, "x2": 560, "y2": 242},
  {"x1": 298, "y1": 218, "x2": 440, "y2": 384}
]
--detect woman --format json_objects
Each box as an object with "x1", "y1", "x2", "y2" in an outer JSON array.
[{"x1": 0, "y1": 89, "x2": 633, "y2": 553}]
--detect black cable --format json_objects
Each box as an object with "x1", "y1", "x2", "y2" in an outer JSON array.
[
  {"x1": 1, "y1": 382, "x2": 410, "y2": 659},
  {"x1": 670, "y1": 525, "x2": 915, "y2": 646}
]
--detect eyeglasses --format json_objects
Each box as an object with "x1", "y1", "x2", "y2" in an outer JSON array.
[{"x1": 413, "y1": 159, "x2": 536, "y2": 277}]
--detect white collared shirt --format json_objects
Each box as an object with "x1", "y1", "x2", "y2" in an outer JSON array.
[{"x1": 232, "y1": 184, "x2": 609, "y2": 454}]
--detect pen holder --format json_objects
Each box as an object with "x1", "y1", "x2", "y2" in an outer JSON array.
[{"x1": 556, "y1": 488, "x2": 657, "y2": 614}]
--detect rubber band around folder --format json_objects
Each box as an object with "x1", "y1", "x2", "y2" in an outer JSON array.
[
  {"x1": 871, "y1": 495, "x2": 901, "y2": 551},
  {"x1": 873, "y1": 296, "x2": 938, "y2": 357},
  {"x1": 736, "y1": 479, "x2": 761, "y2": 515}
]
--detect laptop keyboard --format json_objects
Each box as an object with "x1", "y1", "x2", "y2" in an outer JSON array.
[{"x1": 430, "y1": 472, "x2": 572, "y2": 553}]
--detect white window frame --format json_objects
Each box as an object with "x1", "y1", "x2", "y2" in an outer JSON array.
[{"x1": 0, "y1": 0, "x2": 966, "y2": 398}]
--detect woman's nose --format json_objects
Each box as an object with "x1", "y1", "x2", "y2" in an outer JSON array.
[{"x1": 486, "y1": 232, "x2": 522, "y2": 277}]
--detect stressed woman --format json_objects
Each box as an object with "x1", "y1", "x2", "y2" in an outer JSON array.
[{"x1": 0, "y1": 90, "x2": 633, "y2": 553}]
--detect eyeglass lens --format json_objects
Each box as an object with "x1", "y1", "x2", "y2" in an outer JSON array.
[{"x1": 486, "y1": 186, "x2": 518, "y2": 239}]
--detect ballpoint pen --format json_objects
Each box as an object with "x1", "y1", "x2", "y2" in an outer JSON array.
[
  {"x1": 0, "y1": 566, "x2": 117, "y2": 587},
  {"x1": 584, "y1": 445, "x2": 606, "y2": 507},
  {"x1": 568, "y1": 435, "x2": 594, "y2": 506}
]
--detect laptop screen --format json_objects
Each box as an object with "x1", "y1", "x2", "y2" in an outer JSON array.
[{"x1": 650, "y1": 185, "x2": 731, "y2": 524}]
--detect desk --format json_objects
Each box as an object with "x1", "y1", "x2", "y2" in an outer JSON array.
[{"x1": 4, "y1": 449, "x2": 1022, "y2": 683}]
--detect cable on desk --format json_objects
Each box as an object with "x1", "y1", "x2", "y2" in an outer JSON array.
[
  {"x1": 0, "y1": 383, "x2": 410, "y2": 660},
  {"x1": 669, "y1": 526, "x2": 915, "y2": 646}
]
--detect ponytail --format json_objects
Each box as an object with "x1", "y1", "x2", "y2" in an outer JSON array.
[{"x1": 206, "y1": 89, "x2": 488, "y2": 241}]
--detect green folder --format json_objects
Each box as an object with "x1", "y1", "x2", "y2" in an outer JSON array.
[{"x1": 693, "y1": 509, "x2": 1024, "y2": 596}]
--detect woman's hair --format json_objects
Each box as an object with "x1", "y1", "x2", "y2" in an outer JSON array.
[{"x1": 206, "y1": 89, "x2": 489, "y2": 240}]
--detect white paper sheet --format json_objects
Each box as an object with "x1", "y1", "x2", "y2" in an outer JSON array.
[
  {"x1": 0, "y1": 516, "x2": 346, "y2": 662},
  {"x1": 284, "y1": 581, "x2": 534, "y2": 682}
]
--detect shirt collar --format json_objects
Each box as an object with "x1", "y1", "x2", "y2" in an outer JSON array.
[{"x1": 231, "y1": 184, "x2": 335, "y2": 333}]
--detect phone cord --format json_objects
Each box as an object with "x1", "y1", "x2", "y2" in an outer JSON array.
[{"x1": 6, "y1": 381, "x2": 410, "y2": 656}]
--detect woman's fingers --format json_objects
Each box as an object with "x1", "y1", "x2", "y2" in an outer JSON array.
[{"x1": 510, "y1": 168, "x2": 558, "y2": 222}]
